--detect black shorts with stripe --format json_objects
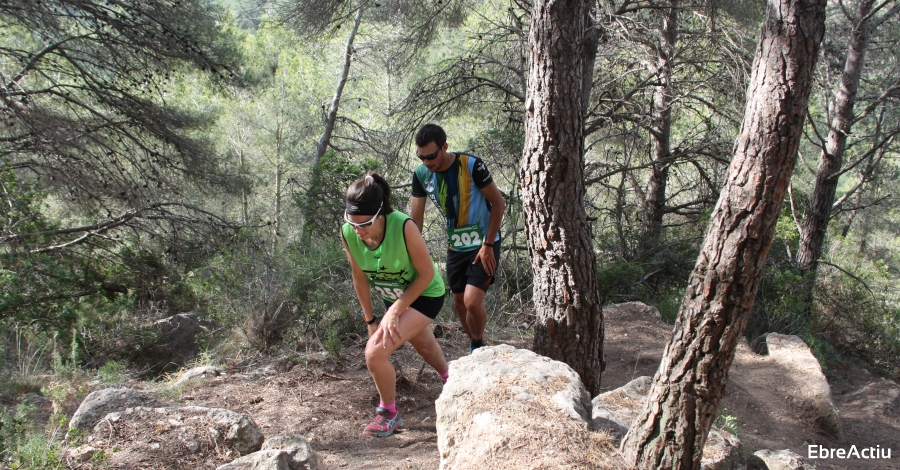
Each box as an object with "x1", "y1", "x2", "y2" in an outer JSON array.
[{"x1": 445, "y1": 239, "x2": 501, "y2": 294}]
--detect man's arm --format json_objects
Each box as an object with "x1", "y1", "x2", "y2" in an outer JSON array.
[
  {"x1": 410, "y1": 196, "x2": 427, "y2": 232},
  {"x1": 474, "y1": 181, "x2": 505, "y2": 276},
  {"x1": 481, "y1": 182, "x2": 505, "y2": 243}
]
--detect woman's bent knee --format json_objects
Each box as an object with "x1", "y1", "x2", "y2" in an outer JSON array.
[{"x1": 365, "y1": 342, "x2": 391, "y2": 366}]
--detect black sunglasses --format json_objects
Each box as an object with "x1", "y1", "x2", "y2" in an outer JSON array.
[{"x1": 416, "y1": 148, "x2": 441, "y2": 161}]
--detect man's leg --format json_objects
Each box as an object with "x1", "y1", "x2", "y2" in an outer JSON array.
[
  {"x1": 452, "y1": 292, "x2": 474, "y2": 339},
  {"x1": 462, "y1": 285, "x2": 488, "y2": 341},
  {"x1": 462, "y1": 241, "x2": 499, "y2": 347}
]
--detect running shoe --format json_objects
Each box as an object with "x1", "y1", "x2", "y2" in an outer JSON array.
[{"x1": 363, "y1": 406, "x2": 403, "y2": 437}]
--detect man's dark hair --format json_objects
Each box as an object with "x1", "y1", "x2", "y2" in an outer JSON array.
[{"x1": 415, "y1": 123, "x2": 447, "y2": 148}]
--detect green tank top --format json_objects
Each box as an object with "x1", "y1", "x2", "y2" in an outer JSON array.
[{"x1": 342, "y1": 210, "x2": 445, "y2": 301}]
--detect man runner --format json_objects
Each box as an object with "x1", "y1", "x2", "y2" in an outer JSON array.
[{"x1": 410, "y1": 124, "x2": 505, "y2": 353}]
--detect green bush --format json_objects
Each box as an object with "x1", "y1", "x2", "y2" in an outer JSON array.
[
  {"x1": 98, "y1": 360, "x2": 128, "y2": 384},
  {"x1": 597, "y1": 262, "x2": 646, "y2": 303},
  {"x1": 0, "y1": 402, "x2": 65, "y2": 470},
  {"x1": 745, "y1": 262, "x2": 814, "y2": 342}
]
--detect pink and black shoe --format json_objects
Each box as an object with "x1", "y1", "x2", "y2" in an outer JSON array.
[{"x1": 363, "y1": 406, "x2": 404, "y2": 437}]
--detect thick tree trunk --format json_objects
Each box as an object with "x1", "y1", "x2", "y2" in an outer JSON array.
[
  {"x1": 312, "y1": 7, "x2": 363, "y2": 168},
  {"x1": 522, "y1": 0, "x2": 605, "y2": 396},
  {"x1": 639, "y1": 0, "x2": 678, "y2": 255},
  {"x1": 796, "y1": 0, "x2": 875, "y2": 273},
  {"x1": 620, "y1": 0, "x2": 826, "y2": 468}
]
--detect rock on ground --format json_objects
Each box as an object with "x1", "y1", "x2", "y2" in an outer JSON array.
[
  {"x1": 602, "y1": 301, "x2": 662, "y2": 319},
  {"x1": 764, "y1": 333, "x2": 842, "y2": 438},
  {"x1": 85, "y1": 404, "x2": 265, "y2": 468},
  {"x1": 217, "y1": 435, "x2": 322, "y2": 470},
  {"x1": 591, "y1": 376, "x2": 652, "y2": 438},
  {"x1": 702, "y1": 428, "x2": 743, "y2": 470},
  {"x1": 747, "y1": 449, "x2": 808, "y2": 470},
  {"x1": 170, "y1": 365, "x2": 222, "y2": 389},
  {"x1": 592, "y1": 376, "x2": 742, "y2": 470},
  {"x1": 841, "y1": 378, "x2": 900, "y2": 416},
  {"x1": 216, "y1": 450, "x2": 290, "y2": 470},
  {"x1": 69, "y1": 387, "x2": 167, "y2": 430},
  {"x1": 192, "y1": 406, "x2": 265, "y2": 455},
  {"x1": 141, "y1": 311, "x2": 216, "y2": 372},
  {"x1": 436, "y1": 345, "x2": 620, "y2": 470}
]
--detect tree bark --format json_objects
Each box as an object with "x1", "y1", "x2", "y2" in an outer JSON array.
[
  {"x1": 796, "y1": 0, "x2": 875, "y2": 273},
  {"x1": 312, "y1": 7, "x2": 363, "y2": 168},
  {"x1": 639, "y1": 0, "x2": 678, "y2": 256},
  {"x1": 522, "y1": 0, "x2": 605, "y2": 396},
  {"x1": 620, "y1": 0, "x2": 826, "y2": 467}
]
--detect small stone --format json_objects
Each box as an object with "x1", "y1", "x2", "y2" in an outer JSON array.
[
  {"x1": 66, "y1": 445, "x2": 97, "y2": 463},
  {"x1": 182, "y1": 439, "x2": 200, "y2": 453}
]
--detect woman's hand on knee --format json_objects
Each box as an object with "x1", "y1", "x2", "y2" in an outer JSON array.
[{"x1": 373, "y1": 312, "x2": 402, "y2": 348}]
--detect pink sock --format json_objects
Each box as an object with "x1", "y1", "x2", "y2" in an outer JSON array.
[
  {"x1": 438, "y1": 368, "x2": 450, "y2": 384},
  {"x1": 379, "y1": 401, "x2": 397, "y2": 413}
]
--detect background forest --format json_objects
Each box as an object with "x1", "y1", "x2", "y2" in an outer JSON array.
[{"x1": 1, "y1": 0, "x2": 899, "y2": 465}]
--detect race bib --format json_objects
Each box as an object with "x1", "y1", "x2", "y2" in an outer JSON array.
[
  {"x1": 372, "y1": 279, "x2": 405, "y2": 300},
  {"x1": 447, "y1": 224, "x2": 483, "y2": 250}
]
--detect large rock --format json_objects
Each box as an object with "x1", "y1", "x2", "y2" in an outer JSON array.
[
  {"x1": 747, "y1": 449, "x2": 807, "y2": 470},
  {"x1": 144, "y1": 312, "x2": 215, "y2": 370},
  {"x1": 86, "y1": 405, "x2": 264, "y2": 463},
  {"x1": 764, "y1": 333, "x2": 841, "y2": 438},
  {"x1": 261, "y1": 435, "x2": 322, "y2": 470},
  {"x1": 702, "y1": 428, "x2": 743, "y2": 470},
  {"x1": 436, "y1": 345, "x2": 620, "y2": 469},
  {"x1": 216, "y1": 450, "x2": 290, "y2": 470},
  {"x1": 196, "y1": 406, "x2": 265, "y2": 455},
  {"x1": 592, "y1": 376, "x2": 742, "y2": 470},
  {"x1": 169, "y1": 366, "x2": 222, "y2": 389},
  {"x1": 591, "y1": 376, "x2": 652, "y2": 438},
  {"x1": 841, "y1": 378, "x2": 900, "y2": 416},
  {"x1": 217, "y1": 435, "x2": 322, "y2": 470},
  {"x1": 69, "y1": 387, "x2": 167, "y2": 430}
]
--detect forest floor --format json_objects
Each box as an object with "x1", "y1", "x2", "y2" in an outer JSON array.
[{"x1": 53, "y1": 304, "x2": 900, "y2": 469}]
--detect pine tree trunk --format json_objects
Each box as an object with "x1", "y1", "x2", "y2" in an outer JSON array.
[
  {"x1": 522, "y1": 0, "x2": 604, "y2": 396},
  {"x1": 796, "y1": 0, "x2": 875, "y2": 273},
  {"x1": 639, "y1": 0, "x2": 677, "y2": 256},
  {"x1": 620, "y1": 0, "x2": 826, "y2": 467}
]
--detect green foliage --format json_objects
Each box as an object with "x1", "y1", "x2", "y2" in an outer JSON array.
[
  {"x1": 298, "y1": 151, "x2": 379, "y2": 238},
  {"x1": 189, "y1": 227, "x2": 363, "y2": 354},
  {"x1": 656, "y1": 290, "x2": 683, "y2": 325},
  {"x1": 0, "y1": 402, "x2": 65, "y2": 470},
  {"x1": 323, "y1": 327, "x2": 345, "y2": 360},
  {"x1": 714, "y1": 407, "x2": 743, "y2": 437},
  {"x1": 284, "y1": 239, "x2": 367, "y2": 349},
  {"x1": 98, "y1": 361, "x2": 127, "y2": 385},
  {"x1": 745, "y1": 261, "x2": 814, "y2": 342},
  {"x1": 816, "y1": 261, "x2": 900, "y2": 377},
  {"x1": 802, "y1": 333, "x2": 841, "y2": 375},
  {"x1": 597, "y1": 262, "x2": 647, "y2": 304}
]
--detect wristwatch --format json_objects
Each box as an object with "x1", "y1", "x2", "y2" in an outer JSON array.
[{"x1": 361, "y1": 311, "x2": 378, "y2": 325}]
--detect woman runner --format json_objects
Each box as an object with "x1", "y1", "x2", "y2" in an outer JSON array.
[{"x1": 340, "y1": 171, "x2": 450, "y2": 437}]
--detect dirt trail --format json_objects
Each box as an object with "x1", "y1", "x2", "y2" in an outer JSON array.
[{"x1": 88, "y1": 306, "x2": 898, "y2": 469}]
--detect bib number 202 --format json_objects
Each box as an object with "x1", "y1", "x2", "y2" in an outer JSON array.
[{"x1": 450, "y1": 229, "x2": 482, "y2": 249}]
